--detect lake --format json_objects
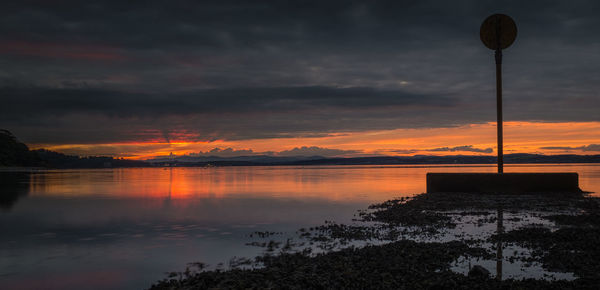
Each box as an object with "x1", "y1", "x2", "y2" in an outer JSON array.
[{"x1": 1, "y1": 164, "x2": 599, "y2": 289}]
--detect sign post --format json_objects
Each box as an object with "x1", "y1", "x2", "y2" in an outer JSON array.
[
  {"x1": 480, "y1": 14, "x2": 517, "y2": 173},
  {"x1": 426, "y1": 14, "x2": 580, "y2": 195}
]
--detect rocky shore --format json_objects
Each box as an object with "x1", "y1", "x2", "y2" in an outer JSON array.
[{"x1": 150, "y1": 191, "x2": 600, "y2": 289}]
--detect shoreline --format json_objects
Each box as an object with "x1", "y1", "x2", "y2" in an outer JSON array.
[
  {"x1": 2, "y1": 162, "x2": 600, "y2": 171},
  {"x1": 150, "y1": 191, "x2": 600, "y2": 289}
]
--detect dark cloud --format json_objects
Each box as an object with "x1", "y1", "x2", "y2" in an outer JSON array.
[
  {"x1": 0, "y1": 85, "x2": 454, "y2": 119},
  {"x1": 426, "y1": 145, "x2": 493, "y2": 153},
  {"x1": 0, "y1": 85, "x2": 463, "y2": 143},
  {"x1": 1, "y1": 0, "x2": 599, "y2": 144},
  {"x1": 540, "y1": 144, "x2": 600, "y2": 152}
]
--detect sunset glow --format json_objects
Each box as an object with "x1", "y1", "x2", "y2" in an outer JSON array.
[{"x1": 31, "y1": 121, "x2": 600, "y2": 159}]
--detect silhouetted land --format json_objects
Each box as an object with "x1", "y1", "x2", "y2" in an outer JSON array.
[
  {"x1": 33, "y1": 149, "x2": 147, "y2": 168},
  {"x1": 0, "y1": 130, "x2": 145, "y2": 168},
  {"x1": 150, "y1": 154, "x2": 600, "y2": 167},
  {"x1": 0, "y1": 129, "x2": 41, "y2": 167}
]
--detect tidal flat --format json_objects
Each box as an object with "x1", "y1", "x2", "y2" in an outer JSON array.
[{"x1": 151, "y1": 191, "x2": 600, "y2": 289}]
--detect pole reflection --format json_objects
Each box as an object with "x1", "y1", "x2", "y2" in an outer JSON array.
[{"x1": 496, "y1": 207, "x2": 504, "y2": 280}]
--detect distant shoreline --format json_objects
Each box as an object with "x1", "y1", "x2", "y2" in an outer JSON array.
[
  {"x1": 2, "y1": 161, "x2": 600, "y2": 171},
  {"x1": 145, "y1": 154, "x2": 600, "y2": 168}
]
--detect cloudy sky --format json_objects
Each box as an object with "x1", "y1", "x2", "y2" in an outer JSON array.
[{"x1": 1, "y1": 0, "x2": 599, "y2": 158}]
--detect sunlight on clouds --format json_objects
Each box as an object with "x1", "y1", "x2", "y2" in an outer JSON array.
[{"x1": 30, "y1": 121, "x2": 600, "y2": 159}]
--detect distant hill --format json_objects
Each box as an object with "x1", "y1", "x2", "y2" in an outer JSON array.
[
  {"x1": 147, "y1": 154, "x2": 325, "y2": 164},
  {"x1": 284, "y1": 154, "x2": 600, "y2": 165},
  {"x1": 0, "y1": 129, "x2": 42, "y2": 167},
  {"x1": 33, "y1": 149, "x2": 147, "y2": 169},
  {"x1": 149, "y1": 153, "x2": 600, "y2": 166},
  {"x1": 0, "y1": 129, "x2": 147, "y2": 168}
]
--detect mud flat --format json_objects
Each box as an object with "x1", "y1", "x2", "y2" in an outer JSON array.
[{"x1": 150, "y1": 191, "x2": 600, "y2": 289}]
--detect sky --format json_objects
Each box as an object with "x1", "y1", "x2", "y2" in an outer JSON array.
[{"x1": 1, "y1": 0, "x2": 599, "y2": 159}]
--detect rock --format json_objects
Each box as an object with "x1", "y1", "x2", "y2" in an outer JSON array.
[{"x1": 468, "y1": 265, "x2": 490, "y2": 278}]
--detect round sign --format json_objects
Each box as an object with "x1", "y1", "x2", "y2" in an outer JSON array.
[{"x1": 480, "y1": 14, "x2": 517, "y2": 50}]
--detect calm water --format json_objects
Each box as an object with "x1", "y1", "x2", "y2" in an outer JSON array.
[{"x1": 1, "y1": 164, "x2": 599, "y2": 289}]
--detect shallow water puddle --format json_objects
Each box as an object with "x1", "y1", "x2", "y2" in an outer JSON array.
[{"x1": 242, "y1": 207, "x2": 582, "y2": 281}]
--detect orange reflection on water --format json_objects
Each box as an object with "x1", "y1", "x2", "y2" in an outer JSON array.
[
  {"x1": 29, "y1": 167, "x2": 425, "y2": 202},
  {"x1": 28, "y1": 165, "x2": 600, "y2": 203}
]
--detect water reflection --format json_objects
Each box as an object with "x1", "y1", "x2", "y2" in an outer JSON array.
[
  {"x1": 23, "y1": 165, "x2": 600, "y2": 201},
  {"x1": 496, "y1": 207, "x2": 504, "y2": 280},
  {"x1": 0, "y1": 172, "x2": 30, "y2": 210},
  {"x1": 1, "y1": 164, "x2": 599, "y2": 289},
  {"x1": 27, "y1": 167, "x2": 424, "y2": 201}
]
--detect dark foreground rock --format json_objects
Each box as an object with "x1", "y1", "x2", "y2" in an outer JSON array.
[
  {"x1": 468, "y1": 265, "x2": 491, "y2": 278},
  {"x1": 492, "y1": 226, "x2": 600, "y2": 280},
  {"x1": 150, "y1": 240, "x2": 592, "y2": 290}
]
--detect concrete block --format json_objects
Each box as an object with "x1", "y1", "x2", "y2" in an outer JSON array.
[{"x1": 426, "y1": 173, "x2": 580, "y2": 193}]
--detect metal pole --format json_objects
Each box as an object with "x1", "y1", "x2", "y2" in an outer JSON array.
[{"x1": 495, "y1": 48, "x2": 503, "y2": 174}]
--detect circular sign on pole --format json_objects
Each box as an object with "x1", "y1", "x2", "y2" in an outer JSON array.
[
  {"x1": 480, "y1": 14, "x2": 517, "y2": 50},
  {"x1": 480, "y1": 14, "x2": 517, "y2": 174}
]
